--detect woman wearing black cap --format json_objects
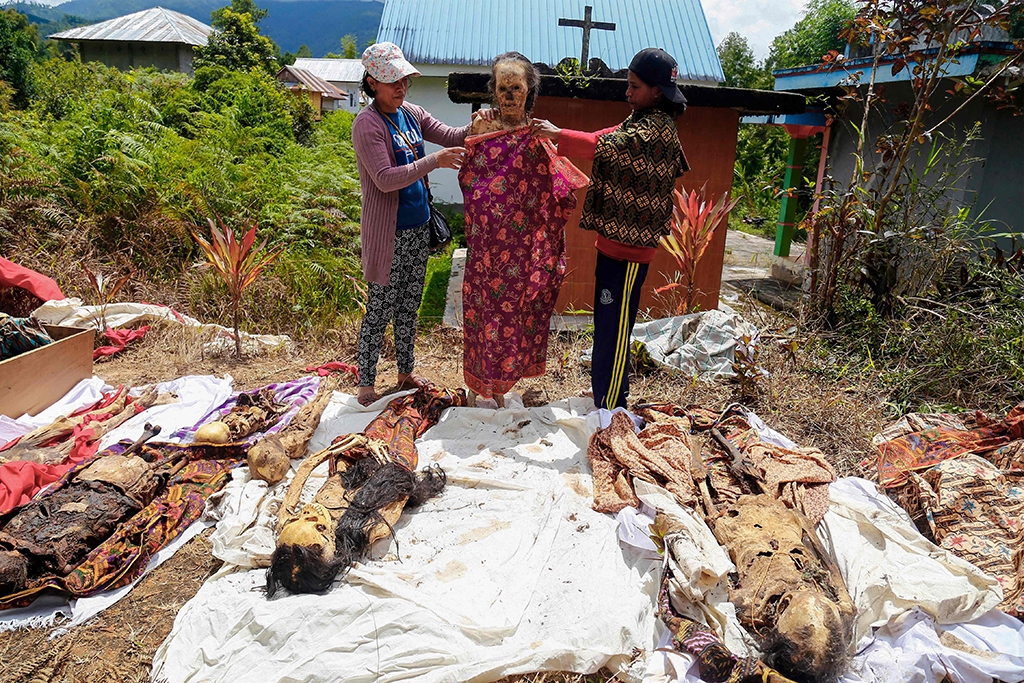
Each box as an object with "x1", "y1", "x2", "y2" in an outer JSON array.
[{"x1": 532, "y1": 48, "x2": 689, "y2": 410}]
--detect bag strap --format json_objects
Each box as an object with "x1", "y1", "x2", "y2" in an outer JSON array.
[{"x1": 377, "y1": 106, "x2": 433, "y2": 198}]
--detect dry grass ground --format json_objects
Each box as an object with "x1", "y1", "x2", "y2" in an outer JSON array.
[{"x1": 0, "y1": 291, "x2": 892, "y2": 682}]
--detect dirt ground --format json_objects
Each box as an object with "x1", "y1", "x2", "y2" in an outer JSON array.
[{"x1": 0, "y1": 291, "x2": 890, "y2": 683}]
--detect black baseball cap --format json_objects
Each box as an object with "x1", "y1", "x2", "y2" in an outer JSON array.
[{"x1": 629, "y1": 48, "x2": 687, "y2": 105}]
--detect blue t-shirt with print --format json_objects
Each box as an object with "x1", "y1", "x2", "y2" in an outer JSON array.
[{"x1": 384, "y1": 108, "x2": 431, "y2": 230}]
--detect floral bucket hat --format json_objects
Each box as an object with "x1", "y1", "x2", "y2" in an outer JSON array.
[{"x1": 361, "y1": 42, "x2": 421, "y2": 83}]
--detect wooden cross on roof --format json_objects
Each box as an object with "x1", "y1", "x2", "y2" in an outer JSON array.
[{"x1": 558, "y1": 5, "x2": 616, "y2": 68}]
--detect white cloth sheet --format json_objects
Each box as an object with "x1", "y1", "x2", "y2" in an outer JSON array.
[
  {"x1": 32, "y1": 298, "x2": 291, "y2": 355},
  {"x1": 154, "y1": 397, "x2": 666, "y2": 683}
]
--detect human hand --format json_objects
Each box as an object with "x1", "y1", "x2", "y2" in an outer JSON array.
[
  {"x1": 435, "y1": 147, "x2": 467, "y2": 170},
  {"x1": 530, "y1": 119, "x2": 561, "y2": 141},
  {"x1": 472, "y1": 108, "x2": 498, "y2": 122}
]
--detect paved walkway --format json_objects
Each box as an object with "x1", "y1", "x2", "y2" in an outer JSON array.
[{"x1": 442, "y1": 230, "x2": 805, "y2": 328}]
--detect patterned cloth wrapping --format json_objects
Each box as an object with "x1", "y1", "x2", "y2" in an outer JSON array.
[
  {"x1": 579, "y1": 109, "x2": 688, "y2": 248},
  {"x1": 587, "y1": 409, "x2": 696, "y2": 514},
  {"x1": 171, "y1": 376, "x2": 321, "y2": 445},
  {"x1": 913, "y1": 454, "x2": 1024, "y2": 616},
  {"x1": 0, "y1": 313, "x2": 53, "y2": 361},
  {"x1": 874, "y1": 402, "x2": 1024, "y2": 487},
  {"x1": 459, "y1": 127, "x2": 589, "y2": 398},
  {"x1": 595, "y1": 404, "x2": 836, "y2": 524},
  {"x1": 872, "y1": 402, "x2": 1024, "y2": 616},
  {"x1": 0, "y1": 378, "x2": 321, "y2": 610},
  {"x1": 658, "y1": 565, "x2": 794, "y2": 683},
  {"x1": 333, "y1": 384, "x2": 467, "y2": 471},
  {"x1": 0, "y1": 441, "x2": 246, "y2": 609}
]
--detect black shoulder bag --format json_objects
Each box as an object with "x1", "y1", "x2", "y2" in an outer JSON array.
[{"x1": 379, "y1": 107, "x2": 453, "y2": 254}]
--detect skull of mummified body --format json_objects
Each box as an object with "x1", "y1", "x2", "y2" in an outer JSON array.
[
  {"x1": 714, "y1": 495, "x2": 854, "y2": 682},
  {"x1": 469, "y1": 59, "x2": 533, "y2": 136}
]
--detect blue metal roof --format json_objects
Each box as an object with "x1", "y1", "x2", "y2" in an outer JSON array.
[{"x1": 378, "y1": 0, "x2": 724, "y2": 83}]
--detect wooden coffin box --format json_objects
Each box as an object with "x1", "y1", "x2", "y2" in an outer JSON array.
[{"x1": 0, "y1": 325, "x2": 95, "y2": 419}]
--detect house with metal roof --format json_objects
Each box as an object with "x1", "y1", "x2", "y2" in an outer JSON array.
[
  {"x1": 293, "y1": 58, "x2": 365, "y2": 111},
  {"x1": 50, "y1": 7, "x2": 213, "y2": 74},
  {"x1": 276, "y1": 65, "x2": 352, "y2": 117},
  {"x1": 377, "y1": 0, "x2": 726, "y2": 202},
  {"x1": 760, "y1": 34, "x2": 1022, "y2": 253}
]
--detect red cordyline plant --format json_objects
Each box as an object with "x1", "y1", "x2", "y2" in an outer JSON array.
[
  {"x1": 658, "y1": 185, "x2": 741, "y2": 314},
  {"x1": 191, "y1": 218, "x2": 282, "y2": 359}
]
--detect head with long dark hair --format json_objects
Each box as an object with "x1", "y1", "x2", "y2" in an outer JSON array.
[{"x1": 265, "y1": 464, "x2": 449, "y2": 598}]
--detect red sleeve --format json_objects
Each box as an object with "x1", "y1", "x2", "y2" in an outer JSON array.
[{"x1": 556, "y1": 126, "x2": 618, "y2": 159}]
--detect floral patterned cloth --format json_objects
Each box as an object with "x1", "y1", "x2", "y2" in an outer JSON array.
[{"x1": 458, "y1": 128, "x2": 589, "y2": 398}]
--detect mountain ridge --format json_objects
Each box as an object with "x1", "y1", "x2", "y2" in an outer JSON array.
[{"x1": 2, "y1": 0, "x2": 383, "y2": 56}]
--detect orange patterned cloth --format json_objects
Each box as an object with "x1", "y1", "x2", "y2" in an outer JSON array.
[{"x1": 874, "y1": 403, "x2": 1024, "y2": 487}]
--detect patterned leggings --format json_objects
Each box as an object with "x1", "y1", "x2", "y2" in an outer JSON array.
[{"x1": 357, "y1": 225, "x2": 430, "y2": 387}]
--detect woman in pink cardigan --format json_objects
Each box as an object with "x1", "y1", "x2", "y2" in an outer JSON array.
[{"x1": 352, "y1": 43, "x2": 488, "y2": 405}]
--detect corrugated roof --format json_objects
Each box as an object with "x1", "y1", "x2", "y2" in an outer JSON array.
[
  {"x1": 50, "y1": 7, "x2": 213, "y2": 46},
  {"x1": 378, "y1": 0, "x2": 724, "y2": 83},
  {"x1": 277, "y1": 65, "x2": 350, "y2": 99},
  {"x1": 293, "y1": 58, "x2": 365, "y2": 83}
]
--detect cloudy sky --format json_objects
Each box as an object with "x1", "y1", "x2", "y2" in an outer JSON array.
[{"x1": 703, "y1": 0, "x2": 809, "y2": 58}]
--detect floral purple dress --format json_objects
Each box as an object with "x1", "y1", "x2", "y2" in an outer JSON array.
[{"x1": 458, "y1": 128, "x2": 589, "y2": 398}]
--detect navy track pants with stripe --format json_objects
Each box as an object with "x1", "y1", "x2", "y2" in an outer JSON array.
[{"x1": 592, "y1": 252, "x2": 649, "y2": 410}]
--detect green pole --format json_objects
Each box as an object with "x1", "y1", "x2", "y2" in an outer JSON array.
[{"x1": 775, "y1": 134, "x2": 807, "y2": 258}]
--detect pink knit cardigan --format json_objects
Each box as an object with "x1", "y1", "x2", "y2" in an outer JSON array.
[{"x1": 352, "y1": 102, "x2": 470, "y2": 286}]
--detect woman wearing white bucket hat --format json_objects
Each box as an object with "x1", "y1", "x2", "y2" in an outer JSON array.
[{"x1": 351, "y1": 42, "x2": 490, "y2": 405}]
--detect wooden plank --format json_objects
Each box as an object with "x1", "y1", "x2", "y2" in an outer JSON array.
[{"x1": 0, "y1": 327, "x2": 94, "y2": 419}]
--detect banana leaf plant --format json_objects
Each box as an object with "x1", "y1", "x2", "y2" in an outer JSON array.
[
  {"x1": 191, "y1": 218, "x2": 282, "y2": 359},
  {"x1": 658, "y1": 185, "x2": 740, "y2": 315}
]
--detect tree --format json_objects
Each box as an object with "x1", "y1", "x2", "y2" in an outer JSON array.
[
  {"x1": 717, "y1": 32, "x2": 761, "y2": 89},
  {"x1": 194, "y1": 6, "x2": 278, "y2": 75},
  {"x1": 295, "y1": 44, "x2": 312, "y2": 59},
  {"x1": 212, "y1": 0, "x2": 268, "y2": 26},
  {"x1": 0, "y1": 9, "x2": 37, "y2": 108},
  {"x1": 767, "y1": 0, "x2": 856, "y2": 70},
  {"x1": 340, "y1": 34, "x2": 358, "y2": 59},
  {"x1": 808, "y1": 0, "x2": 1023, "y2": 316}
]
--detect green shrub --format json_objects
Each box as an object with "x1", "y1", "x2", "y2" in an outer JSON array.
[{"x1": 3, "y1": 57, "x2": 367, "y2": 336}]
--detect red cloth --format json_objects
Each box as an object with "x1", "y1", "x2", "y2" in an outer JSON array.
[
  {"x1": 306, "y1": 362, "x2": 359, "y2": 379},
  {"x1": 0, "y1": 425, "x2": 102, "y2": 513},
  {"x1": 556, "y1": 128, "x2": 657, "y2": 264},
  {"x1": 556, "y1": 126, "x2": 617, "y2": 160},
  {"x1": 94, "y1": 326, "x2": 150, "y2": 359},
  {"x1": 0, "y1": 387, "x2": 131, "y2": 513},
  {"x1": 0, "y1": 258, "x2": 64, "y2": 302}
]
